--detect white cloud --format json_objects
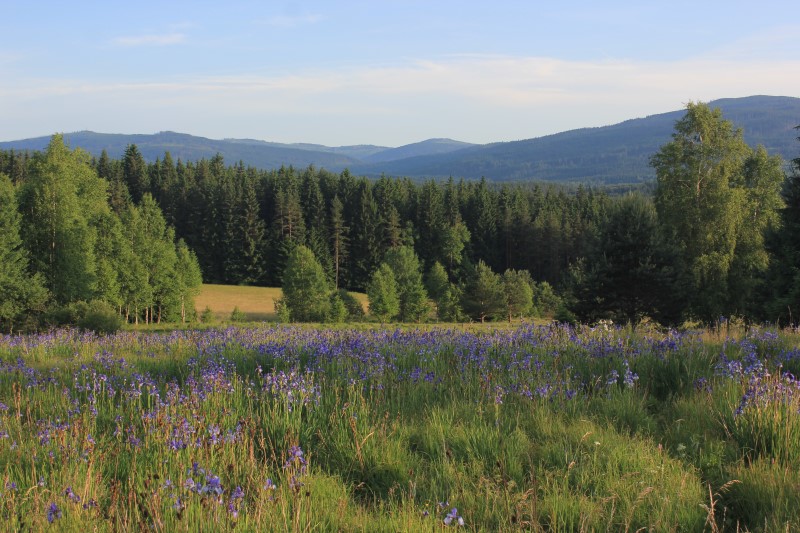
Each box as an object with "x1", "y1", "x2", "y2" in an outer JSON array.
[
  {"x1": 113, "y1": 33, "x2": 186, "y2": 47},
  {"x1": 2, "y1": 53, "x2": 799, "y2": 145}
]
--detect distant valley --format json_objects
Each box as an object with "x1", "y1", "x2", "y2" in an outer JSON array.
[{"x1": 2, "y1": 95, "x2": 798, "y2": 184}]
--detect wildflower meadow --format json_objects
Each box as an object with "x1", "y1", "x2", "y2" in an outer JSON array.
[{"x1": 1, "y1": 323, "x2": 799, "y2": 531}]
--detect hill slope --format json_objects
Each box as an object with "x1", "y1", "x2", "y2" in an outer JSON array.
[
  {"x1": 2, "y1": 95, "x2": 797, "y2": 183},
  {"x1": 349, "y1": 96, "x2": 800, "y2": 183}
]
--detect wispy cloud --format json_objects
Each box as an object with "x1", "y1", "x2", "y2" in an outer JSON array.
[
  {"x1": 113, "y1": 33, "x2": 186, "y2": 47},
  {"x1": 2, "y1": 52, "x2": 799, "y2": 144}
]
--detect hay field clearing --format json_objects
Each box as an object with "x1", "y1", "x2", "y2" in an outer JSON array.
[{"x1": 194, "y1": 284, "x2": 368, "y2": 321}]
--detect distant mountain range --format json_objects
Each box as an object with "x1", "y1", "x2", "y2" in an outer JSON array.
[{"x1": 2, "y1": 95, "x2": 798, "y2": 184}]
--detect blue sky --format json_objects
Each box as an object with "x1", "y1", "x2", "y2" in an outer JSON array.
[{"x1": 1, "y1": 0, "x2": 798, "y2": 146}]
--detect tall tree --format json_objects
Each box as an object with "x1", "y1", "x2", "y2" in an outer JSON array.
[
  {"x1": 766, "y1": 127, "x2": 800, "y2": 323},
  {"x1": 571, "y1": 193, "x2": 683, "y2": 326},
  {"x1": 329, "y1": 194, "x2": 349, "y2": 289},
  {"x1": 466, "y1": 178, "x2": 501, "y2": 271},
  {"x1": 652, "y1": 102, "x2": 782, "y2": 324},
  {"x1": 367, "y1": 263, "x2": 400, "y2": 323},
  {"x1": 279, "y1": 245, "x2": 331, "y2": 322},
  {"x1": 502, "y1": 269, "x2": 534, "y2": 323},
  {"x1": 384, "y1": 245, "x2": 429, "y2": 322},
  {"x1": 0, "y1": 173, "x2": 47, "y2": 331},
  {"x1": 350, "y1": 184, "x2": 381, "y2": 290},
  {"x1": 230, "y1": 176, "x2": 267, "y2": 285},
  {"x1": 172, "y1": 239, "x2": 203, "y2": 323},
  {"x1": 461, "y1": 260, "x2": 505, "y2": 323},
  {"x1": 122, "y1": 144, "x2": 149, "y2": 204},
  {"x1": 727, "y1": 146, "x2": 784, "y2": 318},
  {"x1": 18, "y1": 135, "x2": 107, "y2": 304}
]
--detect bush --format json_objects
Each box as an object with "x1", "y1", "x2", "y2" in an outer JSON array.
[
  {"x1": 230, "y1": 306, "x2": 247, "y2": 322},
  {"x1": 274, "y1": 298, "x2": 291, "y2": 323},
  {"x1": 338, "y1": 289, "x2": 365, "y2": 320},
  {"x1": 42, "y1": 301, "x2": 90, "y2": 328},
  {"x1": 78, "y1": 300, "x2": 123, "y2": 334},
  {"x1": 326, "y1": 293, "x2": 348, "y2": 323},
  {"x1": 200, "y1": 306, "x2": 215, "y2": 323}
]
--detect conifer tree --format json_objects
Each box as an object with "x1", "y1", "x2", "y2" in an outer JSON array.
[
  {"x1": 367, "y1": 263, "x2": 400, "y2": 323},
  {"x1": 0, "y1": 173, "x2": 47, "y2": 331},
  {"x1": 425, "y1": 261, "x2": 462, "y2": 321},
  {"x1": 329, "y1": 194, "x2": 349, "y2": 289},
  {"x1": 384, "y1": 245, "x2": 429, "y2": 322},
  {"x1": 122, "y1": 144, "x2": 149, "y2": 204},
  {"x1": 279, "y1": 245, "x2": 331, "y2": 322},
  {"x1": 461, "y1": 260, "x2": 504, "y2": 323},
  {"x1": 350, "y1": 184, "x2": 381, "y2": 290},
  {"x1": 502, "y1": 269, "x2": 534, "y2": 323}
]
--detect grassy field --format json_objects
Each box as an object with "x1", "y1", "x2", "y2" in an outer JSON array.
[
  {"x1": 194, "y1": 284, "x2": 284, "y2": 322},
  {"x1": 194, "y1": 284, "x2": 368, "y2": 322},
  {"x1": 1, "y1": 323, "x2": 799, "y2": 531}
]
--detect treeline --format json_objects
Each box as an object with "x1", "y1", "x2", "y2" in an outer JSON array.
[
  {"x1": 2, "y1": 102, "x2": 799, "y2": 328},
  {"x1": 0, "y1": 136, "x2": 202, "y2": 332}
]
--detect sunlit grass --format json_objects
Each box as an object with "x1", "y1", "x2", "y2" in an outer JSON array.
[{"x1": 1, "y1": 323, "x2": 799, "y2": 531}]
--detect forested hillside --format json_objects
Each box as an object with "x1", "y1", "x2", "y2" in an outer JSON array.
[
  {"x1": 2, "y1": 96, "x2": 797, "y2": 184},
  {"x1": 1, "y1": 102, "x2": 799, "y2": 329}
]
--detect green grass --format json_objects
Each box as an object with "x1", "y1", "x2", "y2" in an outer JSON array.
[{"x1": 1, "y1": 323, "x2": 800, "y2": 531}]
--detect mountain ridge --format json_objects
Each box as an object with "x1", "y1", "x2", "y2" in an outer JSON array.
[{"x1": 2, "y1": 95, "x2": 797, "y2": 183}]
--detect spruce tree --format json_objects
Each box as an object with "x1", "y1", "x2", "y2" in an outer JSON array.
[
  {"x1": 329, "y1": 194, "x2": 349, "y2": 289},
  {"x1": 502, "y1": 269, "x2": 534, "y2": 323},
  {"x1": 766, "y1": 127, "x2": 800, "y2": 323},
  {"x1": 122, "y1": 144, "x2": 149, "y2": 204},
  {"x1": 384, "y1": 245, "x2": 429, "y2": 322},
  {"x1": 461, "y1": 260, "x2": 504, "y2": 323},
  {"x1": 0, "y1": 173, "x2": 47, "y2": 331},
  {"x1": 367, "y1": 263, "x2": 400, "y2": 323},
  {"x1": 279, "y1": 245, "x2": 331, "y2": 322}
]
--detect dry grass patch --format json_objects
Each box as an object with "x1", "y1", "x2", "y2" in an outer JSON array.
[
  {"x1": 195, "y1": 284, "x2": 282, "y2": 321},
  {"x1": 194, "y1": 284, "x2": 369, "y2": 322}
]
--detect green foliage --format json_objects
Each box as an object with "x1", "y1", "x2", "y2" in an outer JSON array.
[
  {"x1": 337, "y1": 289, "x2": 365, "y2": 321},
  {"x1": 572, "y1": 193, "x2": 683, "y2": 326},
  {"x1": 425, "y1": 261, "x2": 464, "y2": 321},
  {"x1": 280, "y1": 245, "x2": 332, "y2": 322},
  {"x1": 200, "y1": 306, "x2": 215, "y2": 323},
  {"x1": 78, "y1": 300, "x2": 123, "y2": 334},
  {"x1": 230, "y1": 306, "x2": 247, "y2": 322},
  {"x1": 367, "y1": 263, "x2": 400, "y2": 323},
  {"x1": 18, "y1": 135, "x2": 109, "y2": 304},
  {"x1": 766, "y1": 127, "x2": 800, "y2": 324},
  {"x1": 461, "y1": 260, "x2": 504, "y2": 322},
  {"x1": 383, "y1": 246, "x2": 429, "y2": 322},
  {"x1": 531, "y1": 280, "x2": 562, "y2": 317},
  {"x1": 652, "y1": 102, "x2": 783, "y2": 324},
  {"x1": 502, "y1": 268, "x2": 534, "y2": 322},
  {"x1": 326, "y1": 292, "x2": 348, "y2": 323},
  {"x1": 122, "y1": 144, "x2": 149, "y2": 204},
  {"x1": 0, "y1": 173, "x2": 48, "y2": 332}
]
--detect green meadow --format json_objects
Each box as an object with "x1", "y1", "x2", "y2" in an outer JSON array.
[{"x1": 1, "y1": 322, "x2": 799, "y2": 531}]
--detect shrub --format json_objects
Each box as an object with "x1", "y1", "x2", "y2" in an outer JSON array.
[
  {"x1": 78, "y1": 300, "x2": 123, "y2": 334},
  {"x1": 338, "y1": 289, "x2": 365, "y2": 320},
  {"x1": 230, "y1": 306, "x2": 247, "y2": 322},
  {"x1": 200, "y1": 306, "x2": 215, "y2": 323}
]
